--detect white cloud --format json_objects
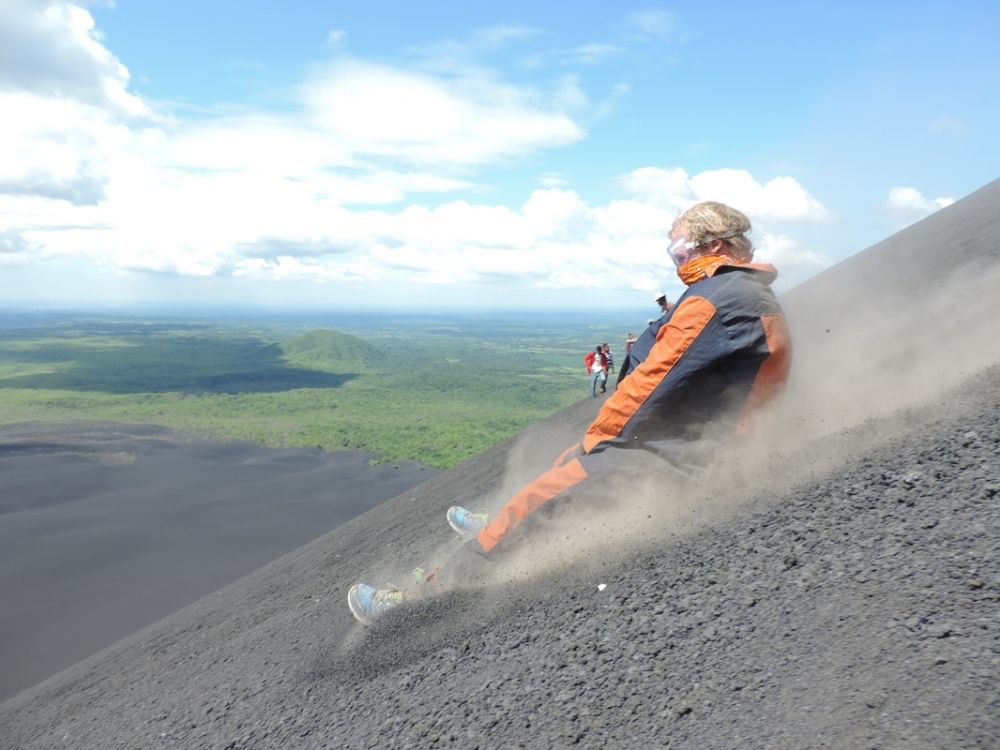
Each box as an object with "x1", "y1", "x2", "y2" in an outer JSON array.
[
  {"x1": 552, "y1": 74, "x2": 588, "y2": 110},
  {"x1": 0, "y1": 2, "x2": 155, "y2": 206},
  {"x1": 0, "y1": 0, "x2": 148, "y2": 117},
  {"x1": 887, "y1": 186, "x2": 955, "y2": 216},
  {"x1": 2, "y1": 152, "x2": 833, "y2": 292},
  {"x1": 753, "y1": 234, "x2": 832, "y2": 290},
  {"x1": 687, "y1": 169, "x2": 832, "y2": 221},
  {"x1": 929, "y1": 116, "x2": 967, "y2": 136},
  {"x1": 2, "y1": 4, "x2": 585, "y2": 207},
  {"x1": 593, "y1": 81, "x2": 631, "y2": 119},
  {"x1": 300, "y1": 59, "x2": 585, "y2": 165},
  {"x1": 1, "y1": 3, "x2": 834, "y2": 303},
  {"x1": 325, "y1": 29, "x2": 346, "y2": 47},
  {"x1": 220, "y1": 169, "x2": 828, "y2": 294},
  {"x1": 471, "y1": 25, "x2": 540, "y2": 49},
  {"x1": 620, "y1": 166, "x2": 831, "y2": 222},
  {"x1": 523, "y1": 188, "x2": 593, "y2": 240},
  {"x1": 620, "y1": 166, "x2": 691, "y2": 207},
  {"x1": 562, "y1": 43, "x2": 623, "y2": 65},
  {"x1": 537, "y1": 172, "x2": 570, "y2": 188},
  {"x1": 622, "y1": 9, "x2": 678, "y2": 41},
  {"x1": 164, "y1": 115, "x2": 355, "y2": 175},
  {"x1": 605, "y1": 167, "x2": 833, "y2": 291},
  {"x1": 0, "y1": 93, "x2": 107, "y2": 203}
]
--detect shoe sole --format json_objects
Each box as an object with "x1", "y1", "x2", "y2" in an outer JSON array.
[{"x1": 347, "y1": 584, "x2": 372, "y2": 626}]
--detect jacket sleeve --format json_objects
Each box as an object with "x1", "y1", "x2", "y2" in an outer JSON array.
[{"x1": 582, "y1": 295, "x2": 718, "y2": 454}]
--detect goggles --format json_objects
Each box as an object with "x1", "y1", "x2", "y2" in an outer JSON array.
[{"x1": 667, "y1": 230, "x2": 746, "y2": 267}]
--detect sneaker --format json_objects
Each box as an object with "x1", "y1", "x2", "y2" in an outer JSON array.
[
  {"x1": 347, "y1": 583, "x2": 405, "y2": 625},
  {"x1": 446, "y1": 505, "x2": 489, "y2": 536}
]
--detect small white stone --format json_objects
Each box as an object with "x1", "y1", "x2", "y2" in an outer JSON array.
[{"x1": 597, "y1": 583, "x2": 607, "y2": 592}]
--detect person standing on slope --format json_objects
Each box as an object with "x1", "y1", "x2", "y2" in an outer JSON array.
[
  {"x1": 624, "y1": 332, "x2": 638, "y2": 356},
  {"x1": 617, "y1": 332, "x2": 639, "y2": 386},
  {"x1": 583, "y1": 345, "x2": 608, "y2": 398},
  {"x1": 654, "y1": 291, "x2": 673, "y2": 316},
  {"x1": 349, "y1": 201, "x2": 792, "y2": 624},
  {"x1": 601, "y1": 343, "x2": 613, "y2": 392}
]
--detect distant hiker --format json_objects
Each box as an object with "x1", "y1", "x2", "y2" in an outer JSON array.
[
  {"x1": 583, "y1": 345, "x2": 608, "y2": 398},
  {"x1": 620, "y1": 292, "x2": 677, "y2": 384},
  {"x1": 349, "y1": 201, "x2": 792, "y2": 624},
  {"x1": 619, "y1": 332, "x2": 639, "y2": 384},
  {"x1": 617, "y1": 333, "x2": 638, "y2": 386},
  {"x1": 624, "y1": 332, "x2": 637, "y2": 356},
  {"x1": 654, "y1": 291, "x2": 673, "y2": 315},
  {"x1": 602, "y1": 343, "x2": 613, "y2": 392}
]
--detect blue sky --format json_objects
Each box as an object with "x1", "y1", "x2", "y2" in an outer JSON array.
[{"x1": 1, "y1": 1, "x2": 997, "y2": 309}]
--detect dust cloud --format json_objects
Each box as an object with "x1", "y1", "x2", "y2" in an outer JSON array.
[{"x1": 426, "y1": 187, "x2": 1000, "y2": 594}]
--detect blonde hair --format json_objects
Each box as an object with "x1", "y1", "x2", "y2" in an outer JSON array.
[{"x1": 672, "y1": 201, "x2": 753, "y2": 260}]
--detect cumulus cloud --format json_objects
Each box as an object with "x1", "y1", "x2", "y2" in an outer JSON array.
[
  {"x1": 220, "y1": 170, "x2": 829, "y2": 294},
  {"x1": 620, "y1": 166, "x2": 691, "y2": 207},
  {"x1": 300, "y1": 59, "x2": 585, "y2": 165},
  {"x1": 610, "y1": 167, "x2": 833, "y2": 290},
  {"x1": 886, "y1": 186, "x2": 956, "y2": 232},
  {"x1": 753, "y1": 234, "x2": 832, "y2": 290},
  {"x1": 0, "y1": 0, "x2": 147, "y2": 117},
  {"x1": 887, "y1": 186, "x2": 955, "y2": 215},
  {"x1": 620, "y1": 166, "x2": 832, "y2": 222},
  {"x1": 0, "y1": 93, "x2": 112, "y2": 203},
  {"x1": 0, "y1": 1, "x2": 154, "y2": 206},
  {"x1": 3, "y1": 154, "x2": 833, "y2": 293},
  {"x1": 1, "y1": 3, "x2": 833, "y2": 301},
  {"x1": 687, "y1": 169, "x2": 832, "y2": 221}
]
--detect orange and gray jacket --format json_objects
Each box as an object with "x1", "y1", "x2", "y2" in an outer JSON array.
[
  {"x1": 586, "y1": 260, "x2": 791, "y2": 456},
  {"x1": 468, "y1": 261, "x2": 792, "y2": 555}
]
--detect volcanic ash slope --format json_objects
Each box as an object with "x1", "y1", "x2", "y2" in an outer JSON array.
[{"x1": 2, "y1": 179, "x2": 1000, "y2": 749}]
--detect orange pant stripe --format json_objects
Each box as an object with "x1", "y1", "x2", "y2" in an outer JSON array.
[{"x1": 475, "y1": 457, "x2": 589, "y2": 553}]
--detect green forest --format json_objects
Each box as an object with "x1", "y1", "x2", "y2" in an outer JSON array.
[{"x1": 0, "y1": 310, "x2": 642, "y2": 468}]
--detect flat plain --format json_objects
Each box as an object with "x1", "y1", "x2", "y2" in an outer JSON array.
[{"x1": 0, "y1": 309, "x2": 645, "y2": 468}]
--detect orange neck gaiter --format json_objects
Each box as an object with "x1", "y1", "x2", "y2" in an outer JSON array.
[{"x1": 677, "y1": 254, "x2": 733, "y2": 285}]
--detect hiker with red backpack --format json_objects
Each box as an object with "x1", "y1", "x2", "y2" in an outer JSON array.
[{"x1": 583, "y1": 345, "x2": 608, "y2": 398}]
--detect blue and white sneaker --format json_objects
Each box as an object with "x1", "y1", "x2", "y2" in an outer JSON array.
[
  {"x1": 347, "y1": 583, "x2": 405, "y2": 625},
  {"x1": 446, "y1": 506, "x2": 489, "y2": 536}
]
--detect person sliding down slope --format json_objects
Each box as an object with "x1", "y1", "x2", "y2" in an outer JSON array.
[{"x1": 348, "y1": 201, "x2": 792, "y2": 625}]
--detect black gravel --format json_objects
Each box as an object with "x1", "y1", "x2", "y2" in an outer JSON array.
[
  {"x1": 1, "y1": 181, "x2": 999, "y2": 749},
  {"x1": 0, "y1": 422, "x2": 434, "y2": 701},
  {"x1": 1, "y1": 361, "x2": 996, "y2": 750}
]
